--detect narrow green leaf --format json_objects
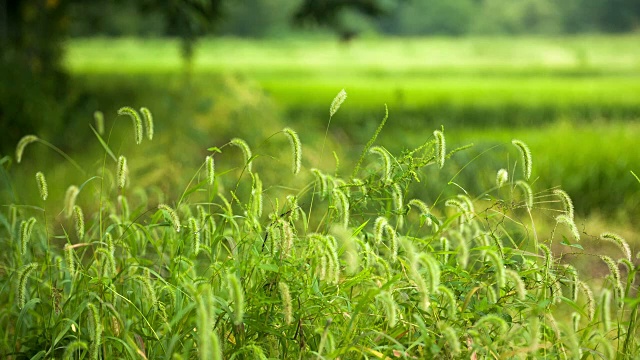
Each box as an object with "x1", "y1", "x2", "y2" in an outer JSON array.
[{"x1": 90, "y1": 124, "x2": 117, "y2": 162}]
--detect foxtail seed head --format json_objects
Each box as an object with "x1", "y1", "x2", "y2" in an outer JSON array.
[
  {"x1": 64, "y1": 244, "x2": 75, "y2": 277},
  {"x1": 417, "y1": 253, "x2": 441, "y2": 293},
  {"x1": 16, "y1": 262, "x2": 38, "y2": 309},
  {"x1": 16, "y1": 135, "x2": 39, "y2": 163},
  {"x1": 515, "y1": 180, "x2": 533, "y2": 209},
  {"x1": 384, "y1": 224, "x2": 398, "y2": 263},
  {"x1": 485, "y1": 249, "x2": 505, "y2": 288},
  {"x1": 158, "y1": 204, "x2": 181, "y2": 232},
  {"x1": 433, "y1": 130, "x2": 446, "y2": 169},
  {"x1": 95, "y1": 248, "x2": 116, "y2": 277},
  {"x1": 86, "y1": 302, "x2": 102, "y2": 359},
  {"x1": 330, "y1": 89, "x2": 347, "y2": 118},
  {"x1": 278, "y1": 282, "x2": 293, "y2": 325},
  {"x1": 600, "y1": 232, "x2": 631, "y2": 262},
  {"x1": 578, "y1": 280, "x2": 595, "y2": 320},
  {"x1": 440, "y1": 237, "x2": 450, "y2": 263},
  {"x1": 439, "y1": 323, "x2": 461, "y2": 356},
  {"x1": 311, "y1": 169, "x2": 328, "y2": 198},
  {"x1": 35, "y1": 172, "x2": 48, "y2": 201},
  {"x1": 205, "y1": 155, "x2": 215, "y2": 186},
  {"x1": 376, "y1": 291, "x2": 397, "y2": 327},
  {"x1": 188, "y1": 217, "x2": 200, "y2": 255},
  {"x1": 332, "y1": 188, "x2": 349, "y2": 228},
  {"x1": 373, "y1": 216, "x2": 388, "y2": 244},
  {"x1": 140, "y1": 107, "x2": 154, "y2": 140},
  {"x1": 408, "y1": 198, "x2": 430, "y2": 218},
  {"x1": 451, "y1": 231, "x2": 469, "y2": 269},
  {"x1": 117, "y1": 106, "x2": 143, "y2": 145},
  {"x1": 197, "y1": 286, "x2": 222, "y2": 360},
  {"x1": 456, "y1": 194, "x2": 475, "y2": 219},
  {"x1": 369, "y1": 146, "x2": 391, "y2": 183},
  {"x1": 538, "y1": 243, "x2": 553, "y2": 272},
  {"x1": 94, "y1": 111, "x2": 104, "y2": 135},
  {"x1": 139, "y1": 270, "x2": 158, "y2": 308},
  {"x1": 64, "y1": 185, "x2": 80, "y2": 218},
  {"x1": 280, "y1": 220, "x2": 294, "y2": 257},
  {"x1": 600, "y1": 255, "x2": 623, "y2": 294},
  {"x1": 438, "y1": 285, "x2": 457, "y2": 319},
  {"x1": 496, "y1": 168, "x2": 508, "y2": 187},
  {"x1": 230, "y1": 138, "x2": 253, "y2": 173},
  {"x1": 512, "y1": 139, "x2": 532, "y2": 181},
  {"x1": 565, "y1": 264, "x2": 579, "y2": 302},
  {"x1": 227, "y1": 272, "x2": 245, "y2": 325},
  {"x1": 116, "y1": 156, "x2": 128, "y2": 189},
  {"x1": 73, "y1": 205, "x2": 85, "y2": 240},
  {"x1": 251, "y1": 173, "x2": 263, "y2": 220},
  {"x1": 63, "y1": 341, "x2": 88, "y2": 359},
  {"x1": 556, "y1": 214, "x2": 580, "y2": 241},
  {"x1": 445, "y1": 198, "x2": 467, "y2": 223},
  {"x1": 20, "y1": 217, "x2": 37, "y2": 255},
  {"x1": 571, "y1": 312, "x2": 581, "y2": 333},
  {"x1": 553, "y1": 189, "x2": 575, "y2": 219},
  {"x1": 283, "y1": 127, "x2": 302, "y2": 175}
]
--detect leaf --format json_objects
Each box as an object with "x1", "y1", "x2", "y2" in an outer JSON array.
[
  {"x1": 258, "y1": 263, "x2": 279, "y2": 272},
  {"x1": 207, "y1": 147, "x2": 222, "y2": 153},
  {"x1": 351, "y1": 220, "x2": 369, "y2": 237},
  {"x1": 560, "y1": 235, "x2": 584, "y2": 249},
  {"x1": 30, "y1": 351, "x2": 46, "y2": 360},
  {"x1": 15, "y1": 298, "x2": 41, "y2": 345},
  {"x1": 90, "y1": 124, "x2": 117, "y2": 162},
  {"x1": 362, "y1": 347, "x2": 386, "y2": 358}
]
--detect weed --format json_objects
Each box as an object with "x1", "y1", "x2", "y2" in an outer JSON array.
[{"x1": 1, "y1": 101, "x2": 638, "y2": 359}]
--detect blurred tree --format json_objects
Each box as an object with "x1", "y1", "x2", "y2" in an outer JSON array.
[
  {"x1": 219, "y1": 0, "x2": 301, "y2": 38},
  {"x1": 293, "y1": 0, "x2": 401, "y2": 41},
  {"x1": 593, "y1": 0, "x2": 640, "y2": 32},
  {"x1": 390, "y1": 0, "x2": 476, "y2": 36},
  {"x1": 0, "y1": 0, "x2": 73, "y2": 153},
  {"x1": 137, "y1": 0, "x2": 223, "y2": 66},
  {"x1": 472, "y1": 0, "x2": 563, "y2": 35},
  {"x1": 68, "y1": 1, "x2": 165, "y2": 37}
]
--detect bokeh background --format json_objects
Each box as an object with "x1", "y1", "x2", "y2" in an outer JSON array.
[{"x1": 1, "y1": 0, "x2": 639, "y2": 240}]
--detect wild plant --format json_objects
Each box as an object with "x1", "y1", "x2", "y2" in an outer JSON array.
[{"x1": 1, "y1": 99, "x2": 638, "y2": 360}]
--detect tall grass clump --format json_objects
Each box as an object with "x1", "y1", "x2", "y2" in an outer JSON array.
[{"x1": 1, "y1": 101, "x2": 637, "y2": 359}]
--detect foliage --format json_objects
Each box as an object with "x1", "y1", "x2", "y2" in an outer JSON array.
[{"x1": 1, "y1": 99, "x2": 638, "y2": 358}]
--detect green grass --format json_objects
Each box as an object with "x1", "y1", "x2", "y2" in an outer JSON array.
[
  {"x1": 65, "y1": 36, "x2": 640, "y2": 115},
  {"x1": 1, "y1": 103, "x2": 639, "y2": 358},
  {"x1": 65, "y1": 35, "x2": 640, "y2": 75}
]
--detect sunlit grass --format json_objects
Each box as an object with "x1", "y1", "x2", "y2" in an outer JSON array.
[
  {"x1": 64, "y1": 36, "x2": 640, "y2": 122},
  {"x1": 65, "y1": 35, "x2": 640, "y2": 74}
]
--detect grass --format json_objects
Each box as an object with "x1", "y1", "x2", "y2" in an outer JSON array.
[
  {"x1": 65, "y1": 36, "x2": 640, "y2": 114},
  {"x1": 1, "y1": 101, "x2": 639, "y2": 358},
  {"x1": 65, "y1": 35, "x2": 640, "y2": 75}
]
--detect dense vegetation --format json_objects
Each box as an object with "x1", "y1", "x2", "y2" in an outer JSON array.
[{"x1": 1, "y1": 97, "x2": 638, "y2": 358}]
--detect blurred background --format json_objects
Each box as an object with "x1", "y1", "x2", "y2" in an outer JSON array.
[{"x1": 1, "y1": 0, "x2": 639, "y2": 238}]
